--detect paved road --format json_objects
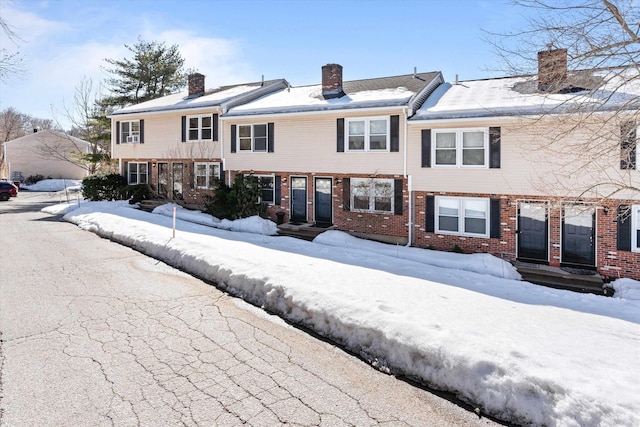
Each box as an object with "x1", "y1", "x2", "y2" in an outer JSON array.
[{"x1": 0, "y1": 192, "x2": 499, "y2": 426}]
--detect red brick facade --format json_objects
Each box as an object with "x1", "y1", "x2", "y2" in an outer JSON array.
[{"x1": 412, "y1": 191, "x2": 640, "y2": 282}]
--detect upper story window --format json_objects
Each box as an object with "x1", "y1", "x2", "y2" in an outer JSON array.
[
  {"x1": 346, "y1": 117, "x2": 389, "y2": 152},
  {"x1": 194, "y1": 162, "x2": 220, "y2": 189},
  {"x1": 436, "y1": 196, "x2": 489, "y2": 237},
  {"x1": 433, "y1": 129, "x2": 488, "y2": 167},
  {"x1": 351, "y1": 178, "x2": 393, "y2": 213},
  {"x1": 128, "y1": 162, "x2": 148, "y2": 185},
  {"x1": 239, "y1": 124, "x2": 267, "y2": 152},
  {"x1": 121, "y1": 120, "x2": 141, "y2": 144},
  {"x1": 187, "y1": 115, "x2": 213, "y2": 142}
]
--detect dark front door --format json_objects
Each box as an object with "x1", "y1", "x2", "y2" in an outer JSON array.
[
  {"x1": 517, "y1": 201, "x2": 549, "y2": 263},
  {"x1": 157, "y1": 162, "x2": 169, "y2": 198},
  {"x1": 562, "y1": 205, "x2": 596, "y2": 268},
  {"x1": 314, "y1": 177, "x2": 332, "y2": 227},
  {"x1": 290, "y1": 177, "x2": 307, "y2": 223}
]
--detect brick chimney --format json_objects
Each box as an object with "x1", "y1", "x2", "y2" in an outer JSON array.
[
  {"x1": 188, "y1": 73, "x2": 205, "y2": 97},
  {"x1": 322, "y1": 63, "x2": 345, "y2": 99},
  {"x1": 538, "y1": 47, "x2": 567, "y2": 92}
]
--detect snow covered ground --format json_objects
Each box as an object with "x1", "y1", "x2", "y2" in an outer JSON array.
[
  {"x1": 41, "y1": 198, "x2": 640, "y2": 427},
  {"x1": 20, "y1": 178, "x2": 82, "y2": 192}
]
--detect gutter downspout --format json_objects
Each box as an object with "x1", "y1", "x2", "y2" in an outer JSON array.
[
  {"x1": 220, "y1": 108, "x2": 226, "y2": 186},
  {"x1": 402, "y1": 106, "x2": 413, "y2": 247}
]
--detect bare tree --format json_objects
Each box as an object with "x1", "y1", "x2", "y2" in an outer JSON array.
[
  {"x1": 0, "y1": 8, "x2": 25, "y2": 83},
  {"x1": 484, "y1": 0, "x2": 640, "y2": 202},
  {"x1": 59, "y1": 77, "x2": 113, "y2": 173}
]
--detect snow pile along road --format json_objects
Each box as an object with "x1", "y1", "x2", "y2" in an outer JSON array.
[{"x1": 57, "y1": 201, "x2": 640, "y2": 427}]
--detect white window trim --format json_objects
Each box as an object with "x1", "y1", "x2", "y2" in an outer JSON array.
[
  {"x1": 345, "y1": 116, "x2": 390, "y2": 152},
  {"x1": 256, "y1": 174, "x2": 275, "y2": 204},
  {"x1": 193, "y1": 162, "x2": 220, "y2": 189},
  {"x1": 238, "y1": 124, "x2": 268, "y2": 152},
  {"x1": 435, "y1": 196, "x2": 490, "y2": 238},
  {"x1": 432, "y1": 128, "x2": 489, "y2": 168},
  {"x1": 121, "y1": 120, "x2": 141, "y2": 144},
  {"x1": 350, "y1": 178, "x2": 394, "y2": 214},
  {"x1": 128, "y1": 162, "x2": 148, "y2": 185},
  {"x1": 633, "y1": 204, "x2": 640, "y2": 253},
  {"x1": 186, "y1": 114, "x2": 213, "y2": 142}
]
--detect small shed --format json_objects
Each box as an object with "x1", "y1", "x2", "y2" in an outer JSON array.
[{"x1": 1, "y1": 129, "x2": 91, "y2": 181}]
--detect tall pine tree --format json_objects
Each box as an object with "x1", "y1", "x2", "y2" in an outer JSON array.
[{"x1": 101, "y1": 37, "x2": 189, "y2": 108}]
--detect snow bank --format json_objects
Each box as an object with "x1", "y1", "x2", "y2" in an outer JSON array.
[
  {"x1": 314, "y1": 230, "x2": 521, "y2": 280},
  {"x1": 21, "y1": 179, "x2": 82, "y2": 192},
  {"x1": 610, "y1": 278, "x2": 640, "y2": 300},
  {"x1": 59, "y1": 201, "x2": 640, "y2": 427},
  {"x1": 152, "y1": 203, "x2": 278, "y2": 235}
]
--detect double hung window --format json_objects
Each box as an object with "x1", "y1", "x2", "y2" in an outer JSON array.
[
  {"x1": 433, "y1": 129, "x2": 488, "y2": 167},
  {"x1": 351, "y1": 178, "x2": 393, "y2": 213},
  {"x1": 128, "y1": 162, "x2": 148, "y2": 185},
  {"x1": 121, "y1": 120, "x2": 141, "y2": 143},
  {"x1": 436, "y1": 197, "x2": 489, "y2": 237},
  {"x1": 346, "y1": 117, "x2": 389, "y2": 151},
  {"x1": 187, "y1": 115, "x2": 213, "y2": 141},
  {"x1": 257, "y1": 175, "x2": 275, "y2": 203},
  {"x1": 194, "y1": 162, "x2": 220, "y2": 189},
  {"x1": 239, "y1": 124, "x2": 267, "y2": 152}
]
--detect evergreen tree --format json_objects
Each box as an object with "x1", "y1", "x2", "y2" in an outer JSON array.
[{"x1": 101, "y1": 37, "x2": 189, "y2": 108}]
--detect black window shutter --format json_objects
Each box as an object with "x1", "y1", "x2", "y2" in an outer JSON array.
[
  {"x1": 620, "y1": 121, "x2": 637, "y2": 170},
  {"x1": 268, "y1": 122, "x2": 275, "y2": 153},
  {"x1": 139, "y1": 120, "x2": 145, "y2": 144},
  {"x1": 219, "y1": 163, "x2": 224, "y2": 181},
  {"x1": 393, "y1": 179, "x2": 403, "y2": 215},
  {"x1": 421, "y1": 129, "x2": 431, "y2": 167},
  {"x1": 123, "y1": 161, "x2": 128, "y2": 181},
  {"x1": 617, "y1": 205, "x2": 632, "y2": 251},
  {"x1": 212, "y1": 114, "x2": 219, "y2": 141},
  {"x1": 337, "y1": 118, "x2": 345, "y2": 152},
  {"x1": 274, "y1": 175, "x2": 281, "y2": 206},
  {"x1": 490, "y1": 198, "x2": 501, "y2": 238},
  {"x1": 425, "y1": 196, "x2": 435, "y2": 232},
  {"x1": 390, "y1": 115, "x2": 400, "y2": 152},
  {"x1": 116, "y1": 122, "x2": 121, "y2": 144},
  {"x1": 230, "y1": 125, "x2": 237, "y2": 153},
  {"x1": 181, "y1": 116, "x2": 186, "y2": 142},
  {"x1": 342, "y1": 177, "x2": 350, "y2": 211},
  {"x1": 489, "y1": 127, "x2": 501, "y2": 168}
]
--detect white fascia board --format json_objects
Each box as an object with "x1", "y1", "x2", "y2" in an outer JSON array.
[
  {"x1": 220, "y1": 105, "x2": 407, "y2": 121},
  {"x1": 108, "y1": 106, "x2": 224, "y2": 120}
]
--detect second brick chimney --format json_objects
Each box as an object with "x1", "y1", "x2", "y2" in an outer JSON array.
[
  {"x1": 188, "y1": 73, "x2": 205, "y2": 97},
  {"x1": 322, "y1": 64, "x2": 345, "y2": 99},
  {"x1": 538, "y1": 47, "x2": 567, "y2": 92}
]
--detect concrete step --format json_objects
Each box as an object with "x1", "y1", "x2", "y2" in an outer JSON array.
[{"x1": 515, "y1": 262, "x2": 606, "y2": 295}]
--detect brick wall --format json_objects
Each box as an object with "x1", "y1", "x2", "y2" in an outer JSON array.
[{"x1": 412, "y1": 191, "x2": 640, "y2": 281}]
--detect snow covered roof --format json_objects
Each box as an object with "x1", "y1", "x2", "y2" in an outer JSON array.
[
  {"x1": 411, "y1": 68, "x2": 640, "y2": 121},
  {"x1": 225, "y1": 72, "x2": 443, "y2": 117},
  {"x1": 2, "y1": 129, "x2": 92, "y2": 147},
  {"x1": 110, "y1": 79, "x2": 289, "y2": 116}
]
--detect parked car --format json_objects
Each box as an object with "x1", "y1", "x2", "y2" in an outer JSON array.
[{"x1": 0, "y1": 181, "x2": 18, "y2": 201}]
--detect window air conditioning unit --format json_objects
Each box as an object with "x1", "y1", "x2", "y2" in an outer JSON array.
[{"x1": 126, "y1": 135, "x2": 140, "y2": 143}]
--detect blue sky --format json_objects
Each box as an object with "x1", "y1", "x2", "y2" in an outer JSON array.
[{"x1": 1, "y1": 0, "x2": 529, "y2": 129}]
